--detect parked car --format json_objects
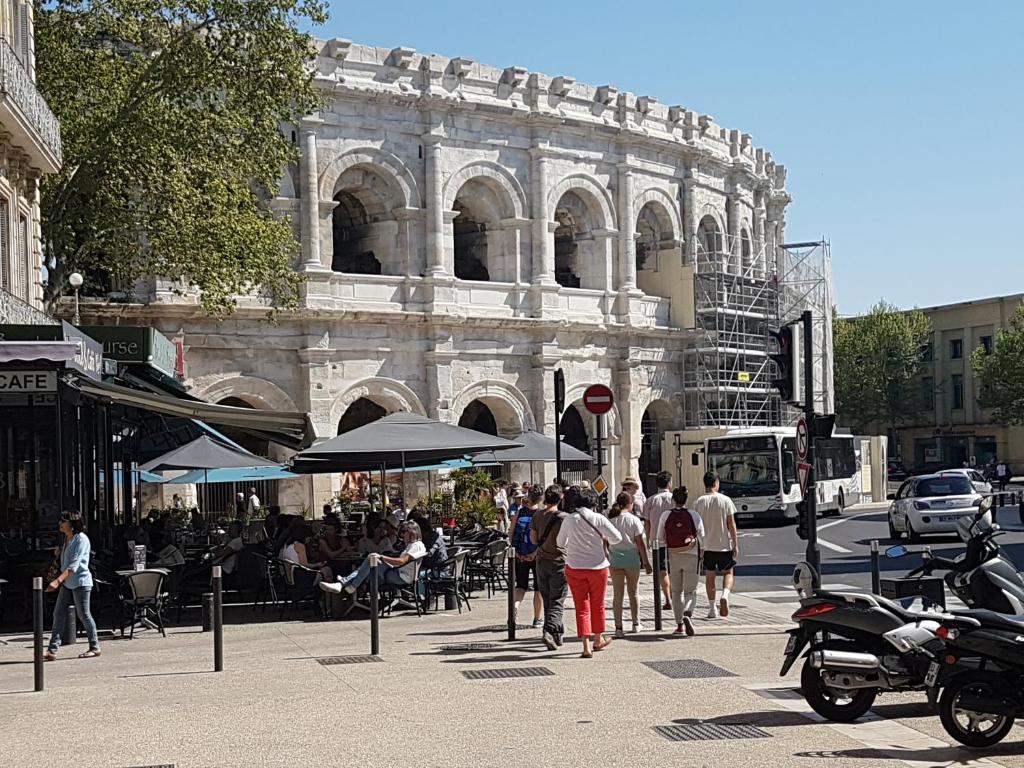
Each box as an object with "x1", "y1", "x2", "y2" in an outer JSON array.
[
  {"x1": 937, "y1": 468, "x2": 993, "y2": 495},
  {"x1": 887, "y1": 459, "x2": 910, "y2": 483},
  {"x1": 887, "y1": 473, "x2": 982, "y2": 541}
]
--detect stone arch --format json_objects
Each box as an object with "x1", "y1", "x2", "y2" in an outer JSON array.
[
  {"x1": 563, "y1": 382, "x2": 621, "y2": 441},
  {"x1": 740, "y1": 225, "x2": 754, "y2": 276},
  {"x1": 191, "y1": 375, "x2": 300, "y2": 414},
  {"x1": 637, "y1": 396, "x2": 681, "y2": 495},
  {"x1": 318, "y1": 147, "x2": 420, "y2": 208},
  {"x1": 634, "y1": 189, "x2": 682, "y2": 295},
  {"x1": 330, "y1": 377, "x2": 427, "y2": 431},
  {"x1": 547, "y1": 173, "x2": 616, "y2": 229},
  {"x1": 633, "y1": 186, "x2": 682, "y2": 243},
  {"x1": 442, "y1": 161, "x2": 527, "y2": 219},
  {"x1": 451, "y1": 379, "x2": 535, "y2": 438}
]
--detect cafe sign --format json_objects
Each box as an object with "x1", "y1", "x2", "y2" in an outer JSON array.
[
  {"x1": 0, "y1": 370, "x2": 57, "y2": 392},
  {"x1": 80, "y1": 326, "x2": 179, "y2": 379}
]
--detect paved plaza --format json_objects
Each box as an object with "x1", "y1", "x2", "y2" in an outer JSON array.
[{"x1": 3, "y1": 573, "x2": 1023, "y2": 768}]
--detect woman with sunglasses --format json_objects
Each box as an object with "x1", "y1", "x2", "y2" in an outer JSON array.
[{"x1": 44, "y1": 513, "x2": 101, "y2": 660}]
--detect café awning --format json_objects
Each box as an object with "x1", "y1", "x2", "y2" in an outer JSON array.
[{"x1": 74, "y1": 376, "x2": 313, "y2": 449}]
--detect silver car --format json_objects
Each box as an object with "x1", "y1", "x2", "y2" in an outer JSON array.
[
  {"x1": 937, "y1": 468, "x2": 993, "y2": 495},
  {"x1": 887, "y1": 473, "x2": 982, "y2": 541}
]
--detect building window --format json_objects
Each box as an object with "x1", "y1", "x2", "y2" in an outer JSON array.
[
  {"x1": 950, "y1": 338, "x2": 963, "y2": 359},
  {"x1": 980, "y1": 335, "x2": 993, "y2": 355},
  {"x1": 0, "y1": 199, "x2": 8, "y2": 292},
  {"x1": 951, "y1": 374, "x2": 964, "y2": 410},
  {"x1": 920, "y1": 341, "x2": 933, "y2": 362},
  {"x1": 16, "y1": 214, "x2": 28, "y2": 301},
  {"x1": 921, "y1": 376, "x2": 934, "y2": 410}
]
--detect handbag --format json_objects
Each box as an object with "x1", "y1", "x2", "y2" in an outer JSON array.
[{"x1": 577, "y1": 511, "x2": 611, "y2": 558}]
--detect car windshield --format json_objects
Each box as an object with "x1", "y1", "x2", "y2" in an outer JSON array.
[
  {"x1": 710, "y1": 452, "x2": 780, "y2": 497},
  {"x1": 917, "y1": 476, "x2": 973, "y2": 497}
]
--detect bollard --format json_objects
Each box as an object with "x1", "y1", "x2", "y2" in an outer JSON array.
[
  {"x1": 201, "y1": 593, "x2": 213, "y2": 632},
  {"x1": 63, "y1": 604, "x2": 77, "y2": 646},
  {"x1": 1019, "y1": 493, "x2": 1024, "y2": 527},
  {"x1": 33, "y1": 577, "x2": 44, "y2": 692},
  {"x1": 369, "y1": 554, "x2": 380, "y2": 656},
  {"x1": 870, "y1": 539, "x2": 880, "y2": 595},
  {"x1": 652, "y1": 546, "x2": 663, "y2": 632},
  {"x1": 212, "y1": 566, "x2": 223, "y2": 672},
  {"x1": 507, "y1": 546, "x2": 516, "y2": 641}
]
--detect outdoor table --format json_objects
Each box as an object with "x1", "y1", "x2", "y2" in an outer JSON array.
[{"x1": 116, "y1": 568, "x2": 170, "y2": 577}]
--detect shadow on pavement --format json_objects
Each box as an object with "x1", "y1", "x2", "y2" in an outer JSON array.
[
  {"x1": 117, "y1": 669, "x2": 217, "y2": 679},
  {"x1": 792, "y1": 743, "x2": 1024, "y2": 761}
]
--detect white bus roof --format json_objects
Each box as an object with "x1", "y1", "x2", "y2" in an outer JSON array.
[{"x1": 709, "y1": 427, "x2": 854, "y2": 439}]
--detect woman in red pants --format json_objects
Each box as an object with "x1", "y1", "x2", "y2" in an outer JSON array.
[{"x1": 556, "y1": 488, "x2": 622, "y2": 658}]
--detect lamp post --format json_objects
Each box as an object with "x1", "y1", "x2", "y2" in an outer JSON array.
[{"x1": 68, "y1": 272, "x2": 83, "y2": 325}]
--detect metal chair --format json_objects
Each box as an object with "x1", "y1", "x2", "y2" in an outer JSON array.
[
  {"x1": 251, "y1": 552, "x2": 281, "y2": 612},
  {"x1": 277, "y1": 558, "x2": 323, "y2": 619},
  {"x1": 425, "y1": 550, "x2": 471, "y2": 613},
  {"x1": 468, "y1": 540, "x2": 509, "y2": 598},
  {"x1": 380, "y1": 557, "x2": 425, "y2": 617},
  {"x1": 122, "y1": 570, "x2": 167, "y2": 638}
]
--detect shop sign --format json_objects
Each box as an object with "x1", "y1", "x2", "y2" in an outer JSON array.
[
  {"x1": 0, "y1": 370, "x2": 57, "y2": 392},
  {"x1": 81, "y1": 326, "x2": 179, "y2": 378},
  {"x1": 60, "y1": 322, "x2": 103, "y2": 380}
]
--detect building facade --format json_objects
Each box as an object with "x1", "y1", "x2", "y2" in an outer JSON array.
[
  {"x1": 892, "y1": 293, "x2": 1024, "y2": 472},
  {"x1": 78, "y1": 39, "x2": 795, "y2": 510},
  {"x1": 0, "y1": 0, "x2": 61, "y2": 325}
]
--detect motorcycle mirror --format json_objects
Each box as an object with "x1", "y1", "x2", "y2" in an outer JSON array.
[{"x1": 885, "y1": 544, "x2": 909, "y2": 558}]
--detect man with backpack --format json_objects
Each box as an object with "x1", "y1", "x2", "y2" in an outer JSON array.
[
  {"x1": 510, "y1": 486, "x2": 543, "y2": 627},
  {"x1": 531, "y1": 484, "x2": 568, "y2": 650},
  {"x1": 642, "y1": 470, "x2": 675, "y2": 610},
  {"x1": 656, "y1": 487, "x2": 705, "y2": 635}
]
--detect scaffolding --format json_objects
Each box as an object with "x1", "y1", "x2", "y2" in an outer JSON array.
[{"x1": 684, "y1": 237, "x2": 833, "y2": 429}]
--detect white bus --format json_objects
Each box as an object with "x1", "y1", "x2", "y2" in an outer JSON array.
[{"x1": 704, "y1": 428, "x2": 858, "y2": 524}]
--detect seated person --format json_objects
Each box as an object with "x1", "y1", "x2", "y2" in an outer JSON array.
[
  {"x1": 358, "y1": 521, "x2": 393, "y2": 555},
  {"x1": 149, "y1": 533, "x2": 185, "y2": 567},
  {"x1": 189, "y1": 509, "x2": 204, "y2": 532},
  {"x1": 317, "y1": 516, "x2": 353, "y2": 561},
  {"x1": 211, "y1": 521, "x2": 245, "y2": 576},
  {"x1": 319, "y1": 522, "x2": 426, "y2": 595},
  {"x1": 409, "y1": 511, "x2": 448, "y2": 571},
  {"x1": 279, "y1": 522, "x2": 332, "y2": 582}
]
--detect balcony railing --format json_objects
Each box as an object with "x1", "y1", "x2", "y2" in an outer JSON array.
[
  {"x1": 0, "y1": 287, "x2": 56, "y2": 325},
  {"x1": 0, "y1": 38, "x2": 62, "y2": 166}
]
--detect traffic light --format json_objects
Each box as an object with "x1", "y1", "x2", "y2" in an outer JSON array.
[
  {"x1": 769, "y1": 322, "x2": 803, "y2": 405},
  {"x1": 796, "y1": 499, "x2": 809, "y2": 540}
]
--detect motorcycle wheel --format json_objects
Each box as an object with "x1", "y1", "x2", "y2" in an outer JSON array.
[
  {"x1": 939, "y1": 671, "x2": 1015, "y2": 749},
  {"x1": 800, "y1": 655, "x2": 877, "y2": 722}
]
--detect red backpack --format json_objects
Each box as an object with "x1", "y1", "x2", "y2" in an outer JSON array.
[{"x1": 664, "y1": 508, "x2": 698, "y2": 549}]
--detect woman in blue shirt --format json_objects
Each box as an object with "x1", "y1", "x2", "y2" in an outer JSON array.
[{"x1": 44, "y1": 513, "x2": 101, "y2": 659}]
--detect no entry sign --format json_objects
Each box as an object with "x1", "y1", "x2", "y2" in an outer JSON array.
[
  {"x1": 582, "y1": 384, "x2": 614, "y2": 415},
  {"x1": 796, "y1": 416, "x2": 809, "y2": 460}
]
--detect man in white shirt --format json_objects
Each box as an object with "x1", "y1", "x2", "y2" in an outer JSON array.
[
  {"x1": 641, "y1": 471, "x2": 674, "y2": 609},
  {"x1": 493, "y1": 481, "x2": 510, "y2": 532},
  {"x1": 246, "y1": 488, "x2": 262, "y2": 517},
  {"x1": 320, "y1": 523, "x2": 426, "y2": 595},
  {"x1": 694, "y1": 471, "x2": 739, "y2": 619}
]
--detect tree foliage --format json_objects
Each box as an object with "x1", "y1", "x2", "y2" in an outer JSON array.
[
  {"x1": 833, "y1": 301, "x2": 933, "y2": 435},
  {"x1": 35, "y1": 0, "x2": 328, "y2": 313},
  {"x1": 973, "y1": 302, "x2": 1024, "y2": 425}
]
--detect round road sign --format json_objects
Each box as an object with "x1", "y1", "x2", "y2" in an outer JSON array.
[
  {"x1": 796, "y1": 416, "x2": 809, "y2": 460},
  {"x1": 582, "y1": 383, "x2": 615, "y2": 415}
]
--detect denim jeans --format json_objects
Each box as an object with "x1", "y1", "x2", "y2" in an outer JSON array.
[
  {"x1": 342, "y1": 558, "x2": 409, "y2": 590},
  {"x1": 48, "y1": 586, "x2": 99, "y2": 653}
]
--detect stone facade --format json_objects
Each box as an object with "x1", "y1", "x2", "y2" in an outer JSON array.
[{"x1": 81, "y1": 39, "x2": 792, "y2": 512}]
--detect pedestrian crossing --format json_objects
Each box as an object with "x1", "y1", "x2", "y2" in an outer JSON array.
[{"x1": 742, "y1": 583, "x2": 969, "y2": 612}]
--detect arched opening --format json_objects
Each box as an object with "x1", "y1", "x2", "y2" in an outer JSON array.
[
  {"x1": 638, "y1": 410, "x2": 661, "y2": 496},
  {"x1": 337, "y1": 397, "x2": 387, "y2": 435},
  {"x1": 635, "y1": 201, "x2": 677, "y2": 300},
  {"x1": 210, "y1": 397, "x2": 278, "y2": 514},
  {"x1": 553, "y1": 190, "x2": 609, "y2": 289},
  {"x1": 452, "y1": 200, "x2": 490, "y2": 281},
  {"x1": 332, "y1": 165, "x2": 401, "y2": 275},
  {"x1": 741, "y1": 228, "x2": 753, "y2": 276},
  {"x1": 698, "y1": 215, "x2": 722, "y2": 256},
  {"x1": 458, "y1": 399, "x2": 498, "y2": 436},
  {"x1": 560, "y1": 405, "x2": 589, "y2": 453},
  {"x1": 216, "y1": 397, "x2": 270, "y2": 458},
  {"x1": 635, "y1": 203, "x2": 662, "y2": 273}
]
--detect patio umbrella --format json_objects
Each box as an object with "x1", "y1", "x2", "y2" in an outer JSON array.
[
  {"x1": 140, "y1": 435, "x2": 276, "y2": 515},
  {"x1": 473, "y1": 430, "x2": 593, "y2": 464},
  {"x1": 172, "y1": 465, "x2": 298, "y2": 484}
]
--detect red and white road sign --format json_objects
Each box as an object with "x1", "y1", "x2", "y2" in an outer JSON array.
[
  {"x1": 582, "y1": 383, "x2": 614, "y2": 415},
  {"x1": 797, "y1": 461, "x2": 812, "y2": 496},
  {"x1": 796, "y1": 416, "x2": 810, "y2": 460}
]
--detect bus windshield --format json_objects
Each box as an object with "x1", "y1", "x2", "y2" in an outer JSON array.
[{"x1": 708, "y1": 451, "x2": 781, "y2": 498}]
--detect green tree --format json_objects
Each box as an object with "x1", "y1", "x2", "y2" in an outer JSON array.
[
  {"x1": 35, "y1": 0, "x2": 327, "y2": 314},
  {"x1": 833, "y1": 301, "x2": 933, "y2": 439},
  {"x1": 973, "y1": 302, "x2": 1024, "y2": 424}
]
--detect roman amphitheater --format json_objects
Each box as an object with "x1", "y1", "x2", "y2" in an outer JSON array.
[{"x1": 82, "y1": 38, "x2": 810, "y2": 510}]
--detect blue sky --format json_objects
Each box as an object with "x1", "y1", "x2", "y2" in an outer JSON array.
[{"x1": 312, "y1": 1, "x2": 1023, "y2": 314}]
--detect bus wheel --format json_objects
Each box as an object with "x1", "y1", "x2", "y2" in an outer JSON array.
[{"x1": 835, "y1": 489, "x2": 845, "y2": 517}]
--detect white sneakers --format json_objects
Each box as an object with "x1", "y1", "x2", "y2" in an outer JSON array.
[
  {"x1": 614, "y1": 628, "x2": 626, "y2": 639},
  {"x1": 631, "y1": 622, "x2": 644, "y2": 634},
  {"x1": 720, "y1": 596, "x2": 730, "y2": 618},
  {"x1": 318, "y1": 580, "x2": 355, "y2": 595},
  {"x1": 706, "y1": 603, "x2": 718, "y2": 619}
]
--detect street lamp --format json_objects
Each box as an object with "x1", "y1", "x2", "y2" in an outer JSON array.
[{"x1": 68, "y1": 272, "x2": 83, "y2": 325}]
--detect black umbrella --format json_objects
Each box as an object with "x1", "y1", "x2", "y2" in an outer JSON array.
[
  {"x1": 139, "y1": 435, "x2": 276, "y2": 516},
  {"x1": 474, "y1": 430, "x2": 593, "y2": 464}
]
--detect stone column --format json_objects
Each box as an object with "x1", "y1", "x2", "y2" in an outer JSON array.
[
  {"x1": 615, "y1": 362, "x2": 638, "y2": 485},
  {"x1": 682, "y1": 166, "x2": 698, "y2": 264},
  {"x1": 726, "y1": 190, "x2": 740, "y2": 274},
  {"x1": 753, "y1": 189, "x2": 767, "y2": 276},
  {"x1": 530, "y1": 148, "x2": 555, "y2": 285},
  {"x1": 299, "y1": 119, "x2": 323, "y2": 270},
  {"x1": 424, "y1": 135, "x2": 447, "y2": 278},
  {"x1": 617, "y1": 163, "x2": 636, "y2": 291}
]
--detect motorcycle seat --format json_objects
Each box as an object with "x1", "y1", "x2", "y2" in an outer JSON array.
[
  {"x1": 951, "y1": 609, "x2": 1024, "y2": 632},
  {"x1": 815, "y1": 590, "x2": 925, "y2": 621}
]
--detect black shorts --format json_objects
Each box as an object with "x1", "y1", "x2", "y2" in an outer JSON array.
[
  {"x1": 703, "y1": 550, "x2": 736, "y2": 573},
  {"x1": 652, "y1": 547, "x2": 669, "y2": 573},
  {"x1": 514, "y1": 559, "x2": 536, "y2": 591}
]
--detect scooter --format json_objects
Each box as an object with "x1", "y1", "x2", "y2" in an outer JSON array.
[
  {"x1": 927, "y1": 610, "x2": 1024, "y2": 748},
  {"x1": 780, "y1": 498, "x2": 1024, "y2": 722}
]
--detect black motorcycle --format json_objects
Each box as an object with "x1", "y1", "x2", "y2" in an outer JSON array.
[
  {"x1": 928, "y1": 611, "x2": 1024, "y2": 748},
  {"x1": 781, "y1": 497, "x2": 1024, "y2": 722}
]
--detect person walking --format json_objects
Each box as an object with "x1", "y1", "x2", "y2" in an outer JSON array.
[
  {"x1": 246, "y1": 487, "x2": 262, "y2": 517},
  {"x1": 995, "y1": 460, "x2": 1010, "y2": 492},
  {"x1": 621, "y1": 477, "x2": 646, "y2": 510},
  {"x1": 557, "y1": 488, "x2": 622, "y2": 658},
  {"x1": 493, "y1": 480, "x2": 510, "y2": 533},
  {"x1": 695, "y1": 472, "x2": 739, "y2": 619},
  {"x1": 510, "y1": 486, "x2": 543, "y2": 628},
  {"x1": 656, "y1": 487, "x2": 705, "y2": 636},
  {"x1": 641, "y1": 471, "x2": 674, "y2": 610},
  {"x1": 607, "y1": 492, "x2": 651, "y2": 637},
  {"x1": 531, "y1": 484, "x2": 568, "y2": 650},
  {"x1": 44, "y1": 513, "x2": 101, "y2": 660}
]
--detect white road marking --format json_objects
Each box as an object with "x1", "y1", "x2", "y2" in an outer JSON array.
[
  {"x1": 816, "y1": 537, "x2": 852, "y2": 554},
  {"x1": 818, "y1": 510, "x2": 883, "y2": 531}
]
